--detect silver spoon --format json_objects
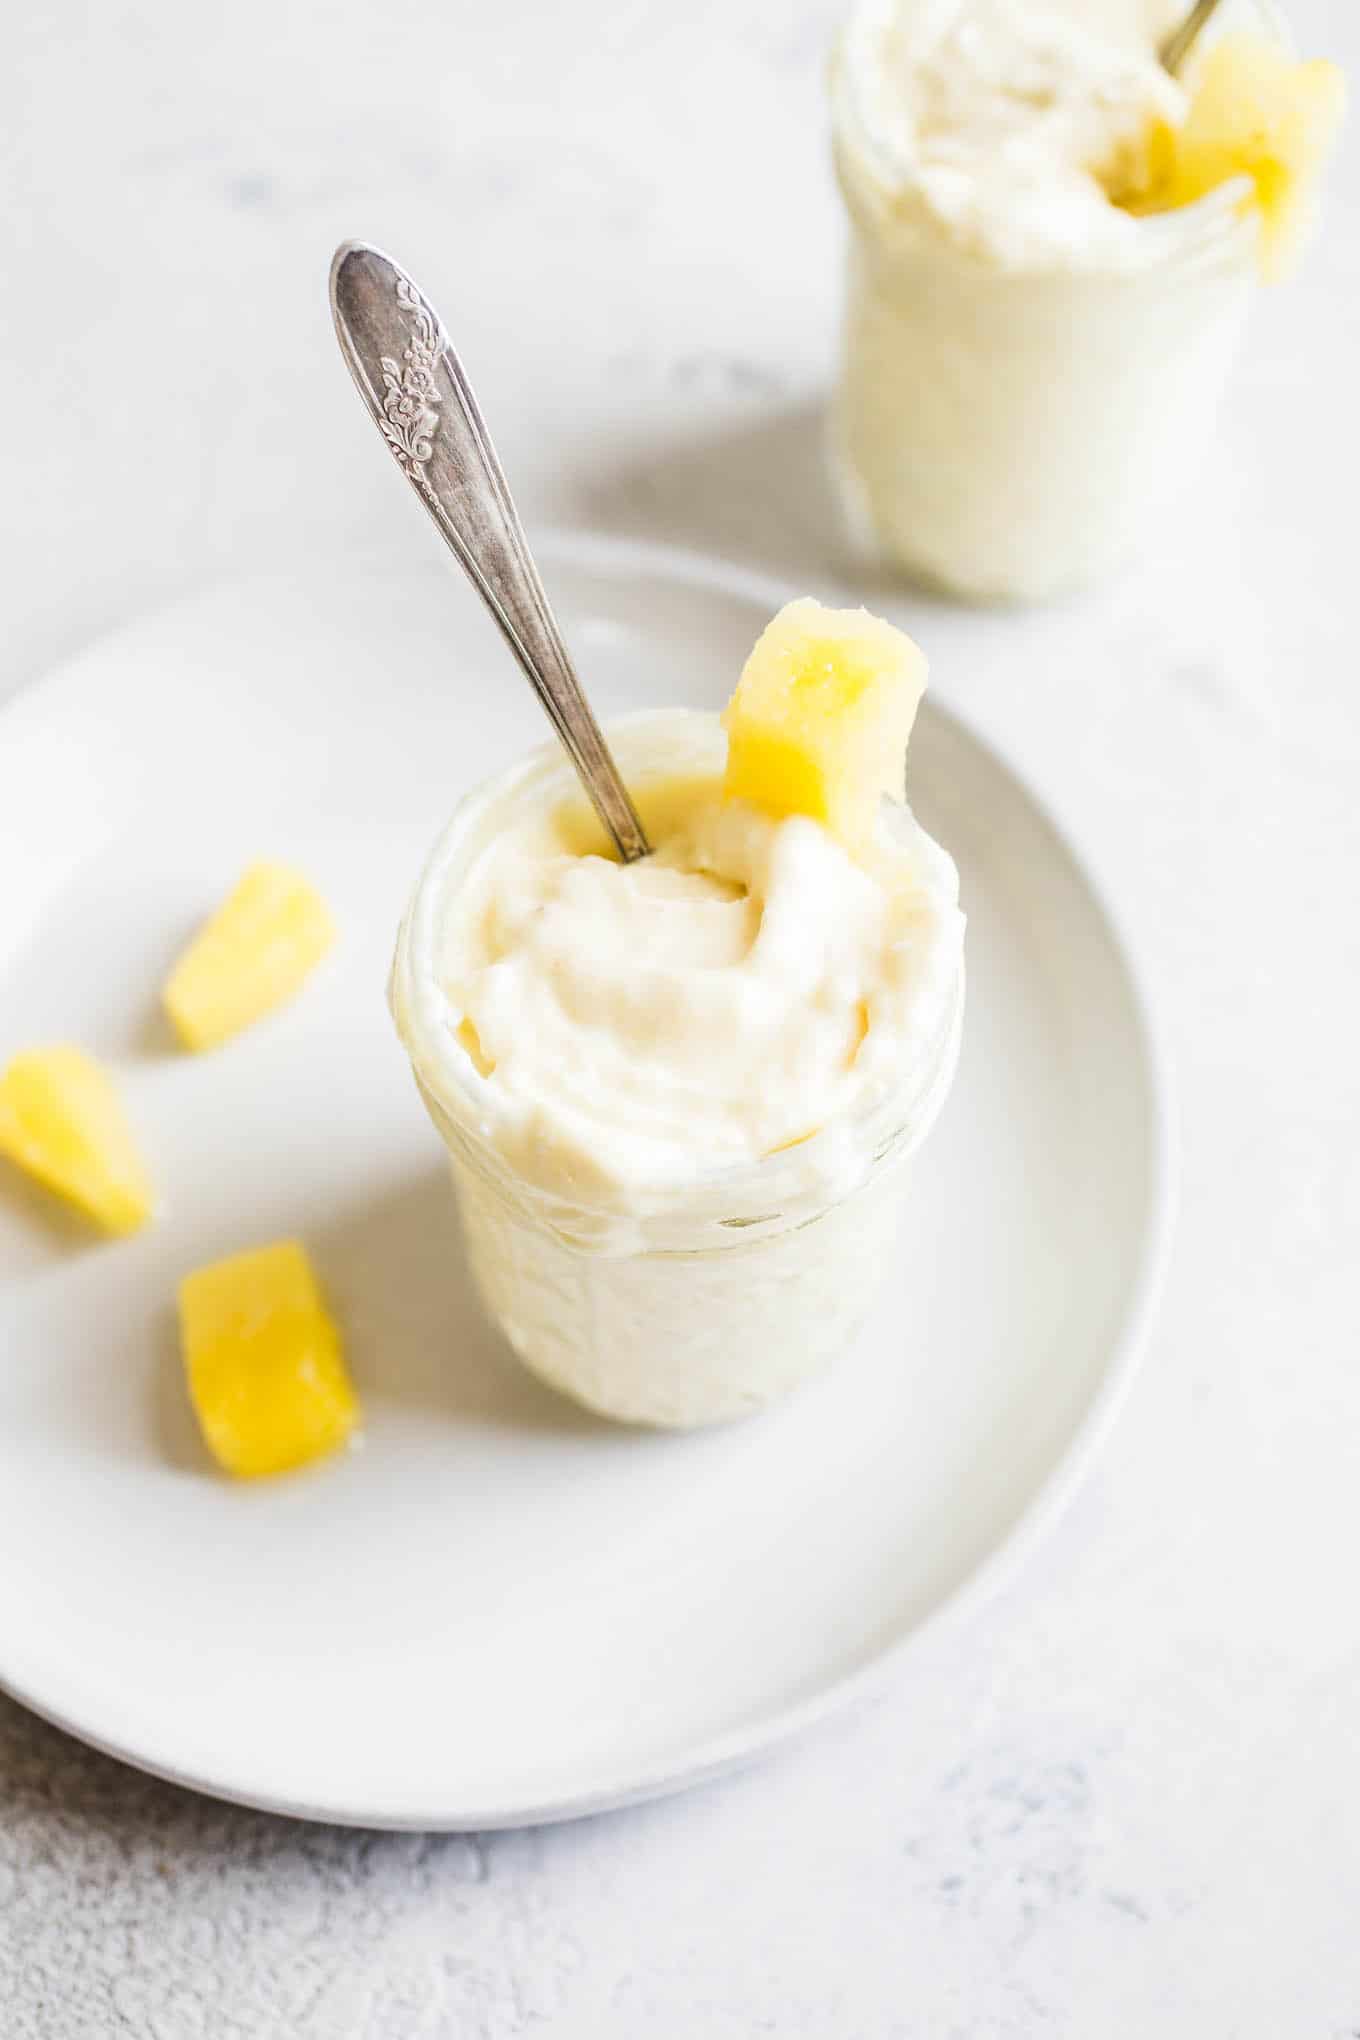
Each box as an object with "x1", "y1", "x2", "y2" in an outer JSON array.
[
  {"x1": 1159, "y1": 0, "x2": 1225, "y2": 77},
  {"x1": 330, "y1": 241, "x2": 651, "y2": 863}
]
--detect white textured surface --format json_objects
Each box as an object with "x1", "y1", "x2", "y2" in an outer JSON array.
[{"x1": 1, "y1": 1, "x2": 1358, "y2": 2034}]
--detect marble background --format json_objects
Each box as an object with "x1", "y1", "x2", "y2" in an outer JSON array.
[{"x1": 2, "y1": 0, "x2": 1358, "y2": 2032}]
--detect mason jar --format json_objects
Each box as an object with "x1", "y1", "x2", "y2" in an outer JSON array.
[
  {"x1": 390, "y1": 712, "x2": 965, "y2": 1429},
  {"x1": 828, "y1": 0, "x2": 1286, "y2": 603}
]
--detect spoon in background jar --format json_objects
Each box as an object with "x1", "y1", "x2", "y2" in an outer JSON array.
[
  {"x1": 1160, "y1": 0, "x2": 1226, "y2": 76},
  {"x1": 330, "y1": 241, "x2": 651, "y2": 864}
]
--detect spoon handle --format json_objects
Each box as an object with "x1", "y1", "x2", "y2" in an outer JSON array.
[
  {"x1": 1159, "y1": 0, "x2": 1223, "y2": 76},
  {"x1": 330, "y1": 241, "x2": 651, "y2": 863}
]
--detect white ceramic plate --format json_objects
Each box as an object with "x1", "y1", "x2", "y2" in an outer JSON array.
[{"x1": 0, "y1": 540, "x2": 1171, "y2": 1829}]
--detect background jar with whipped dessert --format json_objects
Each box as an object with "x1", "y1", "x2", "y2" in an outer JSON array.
[
  {"x1": 390, "y1": 713, "x2": 965, "y2": 1430},
  {"x1": 829, "y1": 0, "x2": 1286, "y2": 603}
]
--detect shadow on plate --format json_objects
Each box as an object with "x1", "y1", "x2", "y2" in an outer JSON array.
[
  {"x1": 128, "y1": 993, "x2": 182, "y2": 1060},
  {"x1": 556, "y1": 398, "x2": 862, "y2": 591},
  {"x1": 124, "y1": 911, "x2": 203, "y2": 1061},
  {"x1": 0, "y1": 1164, "x2": 109, "y2": 1279},
  {"x1": 149, "y1": 1302, "x2": 214, "y2": 1475},
  {"x1": 311, "y1": 1166, "x2": 616, "y2": 1442}
]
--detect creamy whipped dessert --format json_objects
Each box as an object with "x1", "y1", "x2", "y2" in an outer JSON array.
[
  {"x1": 831, "y1": 0, "x2": 1344, "y2": 600},
  {"x1": 392, "y1": 601, "x2": 965, "y2": 1428},
  {"x1": 840, "y1": 0, "x2": 1188, "y2": 269}
]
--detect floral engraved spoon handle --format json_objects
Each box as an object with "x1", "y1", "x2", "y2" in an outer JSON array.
[{"x1": 329, "y1": 241, "x2": 651, "y2": 863}]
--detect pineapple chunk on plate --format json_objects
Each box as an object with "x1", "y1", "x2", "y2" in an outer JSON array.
[
  {"x1": 0, "y1": 1046, "x2": 153, "y2": 1236},
  {"x1": 721, "y1": 598, "x2": 927, "y2": 853},
  {"x1": 1135, "y1": 35, "x2": 1346, "y2": 279},
  {"x1": 179, "y1": 1239, "x2": 360, "y2": 1479},
  {"x1": 164, "y1": 862, "x2": 335, "y2": 1052}
]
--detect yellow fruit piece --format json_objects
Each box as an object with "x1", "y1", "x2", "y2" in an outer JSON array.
[
  {"x1": 164, "y1": 863, "x2": 335, "y2": 1051},
  {"x1": 0, "y1": 1047, "x2": 153, "y2": 1236},
  {"x1": 179, "y1": 1240, "x2": 360, "y2": 1478},
  {"x1": 721, "y1": 598, "x2": 927, "y2": 851},
  {"x1": 1133, "y1": 36, "x2": 1346, "y2": 279}
]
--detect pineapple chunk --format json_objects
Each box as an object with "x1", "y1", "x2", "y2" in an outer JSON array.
[
  {"x1": 722, "y1": 598, "x2": 927, "y2": 851},
  {"x1": 0, "y1": 1047, "x2": 153, "y2": 1236},
  {"x1": 1136, "y1": 36, "x2": 1346, "y2": 279},
  {"x1": 164, "y1": 863, "x2": 335, "y2": 1051},
  {"x1": 178, "y1": 1239, "x2": 359, "y2": 1478}
]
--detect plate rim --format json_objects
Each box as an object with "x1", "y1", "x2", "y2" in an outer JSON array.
[{"x1": 0, "y1": 533, "x2": 1177, "y2": 1829}]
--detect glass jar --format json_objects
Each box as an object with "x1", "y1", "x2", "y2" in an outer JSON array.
[
  {"x1": 390, "y1": 713, "x2": 965, "y2": 1428},
  {"x1": 828, "y1": 0, "x2": 1285, "y2": 603}
]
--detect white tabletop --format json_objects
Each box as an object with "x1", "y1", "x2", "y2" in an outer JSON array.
[{"x1": 3, "y1": 2, "x2": 1358, "y2": 2033}]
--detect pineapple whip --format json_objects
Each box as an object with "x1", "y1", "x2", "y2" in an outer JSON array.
[
  {"x1": 829, "y1": 1, "x2": 1309, "y2": 600},
  {"x1": 429, "y1": 764, "x2": 961, "y2": 1204},
  {"x1": 395, "y1": 603, "x2": 963, "y2": 1426},
  {"x1": 837, "y1": 0, "x2": 1190, "y2": 270}
]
